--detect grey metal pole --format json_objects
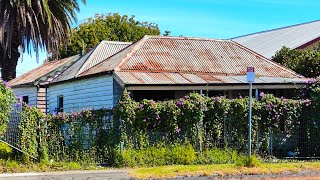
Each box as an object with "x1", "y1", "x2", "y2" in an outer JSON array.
[{"x1": 248, "y1": 82, "x2": 253, "y2": 159}]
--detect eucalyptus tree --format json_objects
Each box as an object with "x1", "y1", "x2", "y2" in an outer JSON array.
[
  {"x1": 59, "y1": 13, "x2": 161, "y2": 58},
  {"x1": 0, "y1": 0, "x2": 86, "y2": 81}
]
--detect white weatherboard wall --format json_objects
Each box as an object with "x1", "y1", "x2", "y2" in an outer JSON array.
[
  {"x1": 12, "y1": 86, "x2": 37, "y2": 106},
  {"x1": 48, "y1": 75, "x2": 114, "y2": 113}
]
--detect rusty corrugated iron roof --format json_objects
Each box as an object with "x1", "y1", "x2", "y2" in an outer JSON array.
[
  {"x1": 9, "y1": 55, "x2": 79, "y2": 87},
  {"x1": 114, "y1": 71, "x2": 307, "y2": 85},
  {"x1": 80, "y1": 36, "x2": 303, "y2": 85}
]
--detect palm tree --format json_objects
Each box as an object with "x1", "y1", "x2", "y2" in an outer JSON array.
[{"x1": 0, "y1": 0, "x2": 86, "y2": 81}]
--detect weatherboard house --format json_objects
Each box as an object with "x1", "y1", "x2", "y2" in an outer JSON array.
[{"x1": 10, "y1": 36, "x2": 307, "y2": 114}]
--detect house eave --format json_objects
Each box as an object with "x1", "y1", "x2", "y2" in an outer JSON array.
[
  {"x1": 125, "y1": 83, "x2": 306, "y2": 91},
  {"x1": 43, "y1": 71, "x2": 113, "y2": 87}
]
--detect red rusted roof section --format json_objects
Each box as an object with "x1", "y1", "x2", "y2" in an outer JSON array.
[
  {"x1": 9, "y1": 56, "x2": 76, "y2": 87},
  {"x1": 80, "y1": 36, "x2": 302, "y2": 79},
  {"x1": 114, "y1": 71, "x2": 308, "y2": 85}
]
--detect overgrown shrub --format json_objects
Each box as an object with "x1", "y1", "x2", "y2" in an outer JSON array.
[
  {"x1": 8, "y1": 83, "x2": 319, "y2": 165},
  {"x1": 19, "y1": 104, "x2": 47, "y2": 163},
  {"x1": 197, "y1": 148, "x2": 238, "y2": 165},
  {"x1": 115, "y1": 91, "x2": 309, "y2": 156},
  {"x1": 0, "y1": 142, "x2": 12, "y2": 159},
  {"x1": 235, "y1": 155, "x2": 262, "y2": 167},
  {"x1": 0, "y1": 81, "x2": 15, "y2": 136},
  {"x1": 122, "y1": 144, "x2": 239, "y2": 167}
]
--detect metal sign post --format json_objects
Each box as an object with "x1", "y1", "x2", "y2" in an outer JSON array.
[{"x1": 246, "y1": 67, "x2": 255, "y2": 160}]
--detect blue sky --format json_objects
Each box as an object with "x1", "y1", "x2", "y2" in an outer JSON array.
[{"x1": 16, "y1": 0, "x2": 320, "y2": 76}]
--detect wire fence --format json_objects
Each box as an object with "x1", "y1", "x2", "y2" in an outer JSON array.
[
  {"x1": 2, "y1": 105, "x2": 320, "y2": 162},
  {"x1": 2, "y1": 105, "x2": 22, "y2": 150}
]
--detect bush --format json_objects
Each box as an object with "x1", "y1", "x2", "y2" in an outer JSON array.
[
  {"x1": 121, "y1": 144, "x2": 244, "y2": 167},
  {"x1": 122, "y1": 143, "x2": 196, "y2": 167},
  {"x1": 0, "y1": 142, "x2": 12, "y2": 159},
  {"x1": 197, "y1": 148, "x2": 238, "y2": 164},
  {"x1": 272, "y1": 46, "x2": 320, "y2": 78},
  {"x1": 235, "y1": 155, "x2": 262, "y2": 167},
  {"x1": 0, "y1": 81, "x2": 15, "y2": 136}
]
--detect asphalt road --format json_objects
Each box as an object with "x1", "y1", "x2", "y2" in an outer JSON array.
[
  {"x1": 0, "y1": 170, "x2": 130, "y2": 180},
  {"x1": 2, "y1": 170, "x2": 320, "y2": 180}
]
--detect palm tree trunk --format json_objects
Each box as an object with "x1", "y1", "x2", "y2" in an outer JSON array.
[{"x1": 0, "y1": 26, "x2": 21, "y2": 82}]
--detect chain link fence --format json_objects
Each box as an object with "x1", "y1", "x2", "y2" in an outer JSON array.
[{"x1": 2, "y1": 106, "x2": 320, "y2": 163}]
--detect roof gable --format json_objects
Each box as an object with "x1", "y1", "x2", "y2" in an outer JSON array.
[{"x1": 49, "y1": 41, "x2": 131, "y2": 83}]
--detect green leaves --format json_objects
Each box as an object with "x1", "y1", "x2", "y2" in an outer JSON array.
[
  {"x1": 59, "y1": 13, "x2": 161, "y2": 58},
  {"x1": 272, "y1": 46, "x2": 320, "y2": 78},
  {"x1": 0, "y1": 81, "x2": 15, "y2": 136},
  {"x1": 115, "y1": 92, "x2": 311, "y2": 155}
]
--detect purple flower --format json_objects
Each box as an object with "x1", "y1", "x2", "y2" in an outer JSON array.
[
  {"x1": 176, "y1": 101, "x2": 184, "y2": 107},
  {"x1": 2, "y1": 81, "x2": 11, "y2": 88},
  {"x1": 267, "y1": 103, "x2": 272, "y2": 110},
  {"x1": 18, "y1": 96, "x2": 23, "y2": 103},
  {"x1": 175, "y1": 127, "x2": 181, "y2": 133},
  {"x1": 306, "y1": 78, "x2": 316, "y2": 84},
  {"x1": 150, "y1": 100, "x2": 155, "y2": 105},
  {"x1": 259, "y1": 92, "x2": 265, "y2": 97},
  {"x1": 239, "y1": 95, "x2": 243, "y2": 99},
  {"x1": 303, "y1": 99, "x2": 311, "y2": 107},
  {"x1": 139, "y1": 104, "x2": 144, "y2": 109}
]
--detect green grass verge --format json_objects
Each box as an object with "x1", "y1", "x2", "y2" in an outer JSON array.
[{"x1": 130, "y1": 162, "x2": 320, "y2": 179}]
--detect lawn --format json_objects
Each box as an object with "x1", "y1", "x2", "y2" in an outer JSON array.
[{"x1": 130, "y1": 162, "x2": 320, "y2": 179}]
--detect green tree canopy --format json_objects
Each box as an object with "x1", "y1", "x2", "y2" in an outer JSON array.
[
  {"x1": 272, "y1": 46, "x2": 320, "y2": 78},
  {"x1": 59, "y1": 13, "x2": 161, "y2": 58}
]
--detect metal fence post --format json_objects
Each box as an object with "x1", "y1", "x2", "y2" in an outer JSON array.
[{"x1": 119, "y1": 116, "x2": 124, "y2": 154}]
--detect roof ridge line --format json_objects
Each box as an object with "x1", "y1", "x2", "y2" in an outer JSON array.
[
  {"x1": 144, "y1": 35, "x2": 226, "y2": 41},
  {"x1": 101, "y1": 40, "x2": 132, "y2": 44},
  {"x1": 75, "y1": 43, "x2": 101, "y2": 77},
  {"x1": 115, "y1": 36, "x2": 150, "y2": 71},
  {"x1": 231, "y1": 19, "x2": 320, "y2": 40}
]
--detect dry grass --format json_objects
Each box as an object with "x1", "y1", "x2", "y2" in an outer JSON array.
[{"x1": 130, "y1": 162, "x2": 320, "y2": 179}]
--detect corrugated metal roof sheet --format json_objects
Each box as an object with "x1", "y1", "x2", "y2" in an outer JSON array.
[
  {"x1": 232, "y1": 20, "x2": 320, "y2": 58},
  {"x1": 52, "y1": 41, "x2": 131, "y2": 83},
  {"x1": 114, "y1": 71, "x2": 307, "y2": 85},
  {"x1": 9, "y1": 55, "x2": 78, "y2": 87},
  {"x1": 76, "y1": 41, "x2": 131, "y2": 75},
  {"x1": 80, "y1": 35, "x2": 301, "y2": 80}
]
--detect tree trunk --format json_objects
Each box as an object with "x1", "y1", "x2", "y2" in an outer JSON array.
[{"x1": 0, "y1": 25, "x2": 21, "y2": 82}]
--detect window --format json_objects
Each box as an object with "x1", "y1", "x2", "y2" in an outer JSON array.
[
  {"x1": 22, "y1": 96, "x2": 29, "y2": 104},
  {"x1": 57, "y1": 95, "x2": 64, "y2": 112}
]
